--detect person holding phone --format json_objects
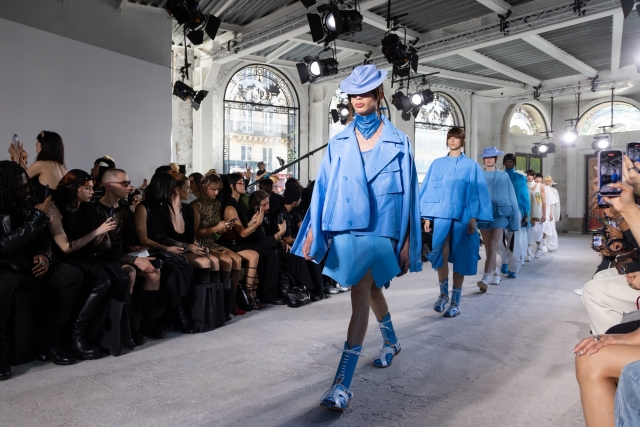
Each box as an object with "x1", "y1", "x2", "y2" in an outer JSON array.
[
  {"x1": 219, "y1": 173, "x2": 266, "y2": 311},
  {"x1": 192, "y1": 173, "x2": 255, "y2": 318},
  {"x1": 95, "y1": 168, "x2": 164, "y2": 341},
  {"x1": 8, "y1": 131, "x2": 67, "y2": 203},
  {"x1": 292, "y1": 65, "x2": 423, "y2": 410},
  {"x1": 0, "y1": 161, "x2": 84, "y2": 376},
  {"x1": 49, "y1": 170, "x2": 122, "y2": 359}
]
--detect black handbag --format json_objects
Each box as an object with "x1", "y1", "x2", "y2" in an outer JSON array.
[
  {"x1": 191, "y1": 283, "x2": 217, "y2": 333},
  {"x1": 99, "y1": 299, "x2": 134, "y2": 357}
]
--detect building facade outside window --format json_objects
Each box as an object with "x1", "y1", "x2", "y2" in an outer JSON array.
[
  {"x1": 578, "y1": 101, "x2": 640, "y2": 135},
  {"x1": 224, "y1": 65, "x2": 299, "y2": 187},
  {"x1": 413, "y1": 92, "x2": 465, "y2": 182},
  {"x1": 509, "y1": 104, "x2": 547, "y2": 136}
]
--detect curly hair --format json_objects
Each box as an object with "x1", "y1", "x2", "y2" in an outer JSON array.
[
  {"x1": 0, "y1": 160, "x2": 29, "y2": 207},
  {"x1": 54, "y1": 169, "x2": 93, "y2": 208}
]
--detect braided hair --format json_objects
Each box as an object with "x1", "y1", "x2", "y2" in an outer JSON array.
[{"x1": 0, "y1": 160, "x2": 29, "y2": 207}]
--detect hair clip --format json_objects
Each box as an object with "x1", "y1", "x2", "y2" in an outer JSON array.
[
  {"x1": 40, "y1": 131, "x2": 45, "y2": 138},
  {"x1": 99, "y1": 162, "x2": 110, "y2": 167}
]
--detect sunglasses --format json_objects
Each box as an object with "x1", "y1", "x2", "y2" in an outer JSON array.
[{"x1": 106, "y1": 181, "x2": 131, "y2": 187}]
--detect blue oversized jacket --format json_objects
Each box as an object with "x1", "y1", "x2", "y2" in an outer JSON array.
[
  {"x1": 419, "y1": 153, "x2": 493, "y2": 224},
  {"x1": 505, "y1": 168, "x2": 531, "y2": 220},
  {"x1": 483, "y1": 170, "x2": 521, "y2": 231},
  {"x1": 291, "y1": 115, "x2": 423, "y2": 274}
]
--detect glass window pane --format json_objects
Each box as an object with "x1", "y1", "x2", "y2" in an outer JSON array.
[
  {"x1": 224, "y1": 66, "x2": 299, "y2": 184},
  {"x1": 510, "y1": 104, "x2": 546, "y2": 136},
  {"x1": 579, "y1": 102, "x2": 640, "y2": 135}
]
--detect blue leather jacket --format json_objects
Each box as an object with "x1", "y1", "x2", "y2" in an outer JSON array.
[{"x1": 292, "y1": 115, "x2": 423, "y2": 274}]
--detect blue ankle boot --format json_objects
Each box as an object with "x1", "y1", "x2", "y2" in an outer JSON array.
[
  {"x1": 373, "y1": 313, "x2": 401, "y2": 368},
  {"x1": 321, "y1": 342, "x2": 362, "y2": 410},
  {"x1": 443, "y1": 287, "x2": 462, "y2": 317},
  {"x1": 500, "y1": 263, "x2": 509, "y2": 274},
  {"x1": 433, "y1": 279, "x2": 449, "y2": 313}
]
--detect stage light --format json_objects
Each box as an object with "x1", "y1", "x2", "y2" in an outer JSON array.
[
  {"x1": 592, "y1": 133, "x2": 612, "y2": 151},
  {"x1": 300, "y1": 0, "x2": 316, "y2": 8},
  {"x1": 409, "y1": 89, "x2": 434, "y2": 108},
  {"x1": 381, "y1": 32, "x2": 418, "y2": 77},
  {"x1": 391, "y1": 91, "x2": 412, "y2": 113},
  {"x1": 330, "y1": 109, "x2": 340, "y2": 123},
  {"x1": 337, "y1": 103, "x2": 349, "y2": 118},
  {"x1": 173, "y1": 80, "x2": 208, "y2": 111},
  {"x1": 563, "y1": 129, "x2": 578, "y2": 144},
  {"x1": 531, "y1": 143, "x2": 547, "y2": 157},
  {"x1": 538, "y1": 144, "x2": 548, "y2": 154},
  {"x1": 621, "y1": 0, "x2": 640, "y2": 19},
  {"x1": 296, "y1": 55, "x2": 339, "y2": 84},
  {"x1": 165, "y1": 0, "x2": 221, "y2": 44},
  {"x1": 307, "y1": 3, "x2": 362, "y2": 43}
]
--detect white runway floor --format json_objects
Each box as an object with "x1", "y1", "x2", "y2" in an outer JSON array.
[{"x1": 1, "y1": 234, "x2": 596, "y2": 427}]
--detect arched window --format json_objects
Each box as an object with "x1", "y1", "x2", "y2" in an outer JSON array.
[
  {"x1": 224, "y1": 65, "x2": 299, "y2": 184},
  {"x1": 578, "y1": 102, "x2": 640, "y2": 135},
  {"x1": 509, "y1": 104, "x2": 547, "y2": 136},
  {"x1": 414, "y1": 92, "x2": 464, "y2": 182},
  {"x1": 327, "y1": 88, "x2": 391, "y2": 139}
]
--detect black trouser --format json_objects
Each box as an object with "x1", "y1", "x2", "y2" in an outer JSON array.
[
  {"x1": 160, "y1": 259, "x2": 194, "y2": 309},
  {"x1": 0, "y1": 263, "x2": 83, "y2": 353}
]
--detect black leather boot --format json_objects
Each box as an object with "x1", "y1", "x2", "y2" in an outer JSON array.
[
  {"x1": 0, "y1": 339, "x2": 11, "y2": 380},
  {"x1": 70, "y1": 279, "x2": 110, "y2": 360},
  {"x1": 174, "y1": 305, "x2": 198, "y2": 334},
  {"x1": 223, "y1": 279, "x2": 232, "y2": 321},
  {"x1": 194, "y1": 268, "x2": 210, "y2": 284},
  {"x1": 39, "y1": 345, "x2": 77, "y2": 365},
  {"x1": 139, "y1": 290, "x2": 166, "y2": 339}
]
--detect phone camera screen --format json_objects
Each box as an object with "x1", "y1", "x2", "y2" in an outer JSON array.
[
  {"x1": 600, "y1": 152, "x2": 622, "y2": 195},
  {"x1": 629, "y1": 144, "x2": 640, "y2": 163}
]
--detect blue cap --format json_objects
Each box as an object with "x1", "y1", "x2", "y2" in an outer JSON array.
[
  {"x1": 339, "y1": 64, "x2": 388, "y2": 95},
  {"x1": 479, "y1": 146, "x2": 505, "y2": 158}
]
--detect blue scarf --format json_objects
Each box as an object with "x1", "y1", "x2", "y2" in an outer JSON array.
[{"x1": 354, "y1": 111, "x2": 382, "y2": 140}]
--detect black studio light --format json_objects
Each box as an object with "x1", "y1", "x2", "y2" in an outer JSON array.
[
  {"x1": 330, "y1": 103, "x2": 349, "y2": 124},
  {"x1": 409, "y1": 88, "x2": 434, "y2": 108},
  {"x1": 381, "y1": 32, "x2": 418, "y2": 77},
  {"x1": 165, "y1": 0, "x2": 221, "y2": 44},
  {"x1": 621, "y1": 0, "x2": 640, "y2": 19},
  {"x1": 391, "y1": 91, "x2": 412, "y2": 114},
  {"x1": 296, "y1": 55, "x2": 339, "y2": 84},
  {"x1": 592, "y1": 133, "x2": 612, "y2": 151},
  {"x1": 306, "y1": 2, "x2": 363, "y2": 44},
  {"x1": 300, "y1": 0, "x2": 317, "y2": 8},
  {"x1": 173, "y1": 80, "x2": 209, "y2": 111}
]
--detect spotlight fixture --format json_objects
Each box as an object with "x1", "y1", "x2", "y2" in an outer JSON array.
[
  {"x1": 173, "y1": 80, "x2": 209, "y2": 111},
  {"x1": 330, "y1": 103, "x2": 349, "y2": 125},
  {"x1": 391, "y1": 91, "x2": 412, "y2": 114},
  {"x1": 165, "y1": 0, "x2": 221, "y2": 44},
  {"x1": 381, "y1": 32, "x2": 418, "y2": 78},
  {"x1": 306, "y1": 2, "x2": 363, "y2": 44},
  {"x1": 532, "y1": 137, "x2": 555, "y2": 156},
  {"x1": 296, "y1": 50, "x2": 339, "y2": 84},
  {"x1": 300, "y1": 0, "x2": 316, "y2": 8},
  {"x1": 409, "y1": 88, "x2": 434, "y2": 109},
  {"x1": 531, "y1": 143, "x2": 547, "y2": 157},
  {"x1": 562, "y1": 127, "x2": 578, "y2": 147},
  {"x1": 592, "y1": 133, "x2": 612, "y2": 151}
]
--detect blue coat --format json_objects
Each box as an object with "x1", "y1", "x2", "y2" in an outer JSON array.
[
  {"x1": 419, "y1": 154, "x2": 493, "y2": 224},
  {"x1": 505, "y1": 168, "x2": 531, "y2": 221},
  {"x1": 291, "y1": 115, "x2": 423, "y2": 274},
  {"x1": 483, "y1": 170, "x2": 521, "y2": 231}
]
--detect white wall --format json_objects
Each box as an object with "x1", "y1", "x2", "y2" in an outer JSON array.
[{"x1": 0, "y1": 16, "x2": 172, "y2": 185}]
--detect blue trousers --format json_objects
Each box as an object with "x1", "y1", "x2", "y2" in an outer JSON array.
[{"x1": 616, "y1": 360, "x2": 640, "y2": 426}]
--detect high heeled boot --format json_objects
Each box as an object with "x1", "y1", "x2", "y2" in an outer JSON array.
[
  {"x1": 70, "y1": 279, "x2": 111, "y2": 360},
  {"x1": 174, "y1": 304, "x2": 198, "y2": 334},
  {"x1": 320, "y1": 341, "x2": 362, "y2": 410}
]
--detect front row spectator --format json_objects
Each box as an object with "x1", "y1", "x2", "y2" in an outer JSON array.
[{"x1": 0, "y1": 161, "x2": 83, "y2": 378}]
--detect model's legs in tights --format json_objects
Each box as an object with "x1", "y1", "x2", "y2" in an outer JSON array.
[{"x1": 347, "y1": 270, "x2": 375, "y2": 347}]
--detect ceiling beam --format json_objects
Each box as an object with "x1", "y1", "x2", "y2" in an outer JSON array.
[
  {"x1": 521, "y1": 34, "x2": 597, "y2": 78},
  {"x1": 210, "y1": 0, "x2": 236, "y2": 16},
  {"x1": 117, "y1": 0, "x2": 166, "y2": 14},
  {"x1": 417, "y1": 66, "x2": 526, "y2": 89},
  {"x1": 360, "y1": 10, "x2": 421, "y2": 41},
  {"x1": 295, "y1": 34, "x2": 377, "y2": 54},
  {"x1": 611, "y1": 10, "x2": 624, "y2": 74},
  {"x1": 473, "y1": 0, "x2": 511, "y2": 15},
  {"x1": 266, "y1": 41, "x2": 300, "y2": 63},
  {"x1": 458, "y1": 50, "x2": 541, "y2": 86}
]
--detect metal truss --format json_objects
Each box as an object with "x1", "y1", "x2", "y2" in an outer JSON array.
[
  {"x1": 327, "y1": 0, "x2": 620, "y2": 81},
  {"x1": 509, "y1": 79, "x2": 630, "y2": 101}
]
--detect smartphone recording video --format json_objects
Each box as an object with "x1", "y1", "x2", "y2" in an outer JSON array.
[
  {"x1": 598, "y1": 150, "x2": 623, "y2": 197},
  {"x1": 628, "y1": 142, "x2": 640, "y2": 163}
]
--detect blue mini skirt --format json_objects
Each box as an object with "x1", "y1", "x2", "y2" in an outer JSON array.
[
  {"x1": 477, "y1": 216, "x2": 509, "y2": 230},
  {"x1": 323, "y1": 233, "x2": 400, "y2": 289}
]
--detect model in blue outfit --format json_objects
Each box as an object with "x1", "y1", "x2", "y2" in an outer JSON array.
[
  {"x1": 291, "y1": 65, "x2": 422, "y2": 410},
  {"x1": 499, "y1": 153, "x2": 531, "y2": 277},
  {"x1": 419, "y1": 128, "x2": 492, "y2": 317},
  {"x1": 476, "y1": 147, "x2": 520, "y2": 291}
]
